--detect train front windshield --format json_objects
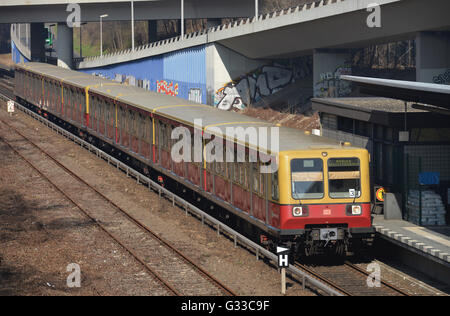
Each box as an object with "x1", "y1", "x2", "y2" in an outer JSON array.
[
  {"x1": 328, "y1": 158, "x2": 361, "y2": 199},
  {"x1": 291, "y1": 158, "x2": 324, "y2": 199}
]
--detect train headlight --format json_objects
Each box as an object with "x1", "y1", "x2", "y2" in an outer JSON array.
[
  {"x1": 293, "y1": 206, "x2": 308, "y2": 217},
  {"x1": 347, "y1": 205, "x2": 362, "y2": 216}
]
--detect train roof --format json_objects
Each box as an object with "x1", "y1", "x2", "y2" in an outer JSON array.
[{"x1": 16, "y1": 62, "x2": 363, "y2": 154}]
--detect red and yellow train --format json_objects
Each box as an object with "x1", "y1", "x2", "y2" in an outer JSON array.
[{"x1": 14, "y1": 62, "x2": 374, "y2": 256}]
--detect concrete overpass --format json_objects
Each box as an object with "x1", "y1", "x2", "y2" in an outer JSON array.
[
  {"x1": 77, "y1": 0, "x2": 450, "y2": 64},
  {"x1": 8, "y1": 0, "x2": 256, "y2": 68},
  {"x1": 0, "y1": 0, "x2": 255, "y2": 23},
  {"x1": 10, "y1": 0, "x2": 450, "y2": 110}
]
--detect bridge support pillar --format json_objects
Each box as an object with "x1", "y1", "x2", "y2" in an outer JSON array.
[
  {"x1": 56, "y1": 23, "x2": 73, "y2": 69},
  {"x1": 313, "y1": 49, "x2": 352, "y2": 98},
  {"x1": 30, "y1": 23, "x2": 45, "y2": 62},
  {"x1": 416, "y1": 32, "x2": 450, "y2": 84},
  {"x1": 148, "y1": 20, "x2": 158, "y2": 43}
]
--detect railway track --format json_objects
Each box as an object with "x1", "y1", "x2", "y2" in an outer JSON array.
[
  {"x1": 0, "y1": 115, "x2": 236, "y2": 297},
  {"x1": 0, "y1": 72, "x2": 14, "y2": 97},
  {"x1": 295, "y1": 261, "x2": 410, "y2": 296}
]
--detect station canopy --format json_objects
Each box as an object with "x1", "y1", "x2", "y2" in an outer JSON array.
[{"x1": 341, "y1": 76, "x2": 450, "y2": 112}]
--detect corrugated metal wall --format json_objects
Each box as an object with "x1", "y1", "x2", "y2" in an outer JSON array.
[{"x1": 81, "y1": 45, "x2": 207, "y2": 104}]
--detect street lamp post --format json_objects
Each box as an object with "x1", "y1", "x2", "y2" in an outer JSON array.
[
  {"x1": 100, "y1": 14, "x2": 108, "y2": 57},
  {"x1": 131, "y1": 1, "x2": 135, "y2": 51},
  {"x1": 181, "y1": 0, "x2": 184, "y2": 39}
]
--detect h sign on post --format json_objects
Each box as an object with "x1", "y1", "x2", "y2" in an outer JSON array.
[
  {"x1": 277, "y1": 246, "x2": 289, "y2": 295},
  {"x1": 277, "y1": 246, "x2": 289, "y2": 268},
  {"x1": 7, "y1": 100, "x2": 14, "y2": 116}
]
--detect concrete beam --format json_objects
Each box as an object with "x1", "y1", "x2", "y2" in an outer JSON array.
[
  {"x1": 56, "y1": 23, "x2": 73, "y2": 69},
  {"x1": 0, "y1": 0, "x2": 254, "y2": 23}
]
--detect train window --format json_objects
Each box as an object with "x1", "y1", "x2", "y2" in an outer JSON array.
[
  {"x1": 104, "y1": 100, "x2": 109, "y2": 122},
  {"x1": 291, "y1": 159, "x2": 324, "y2": 199},
  {"x1": 162, "y1": 123, "x2": 168, "y2": 149},
  {"x1": 98, "y1": 99, "x2": 102, "y2": 120},
  {"x1": 165, "y1": 123, "x2": 170, "y2": 149},
  {"x1": 328, "y1": 158, "x2": 361, "y2": 199},
  {"x1": 271, "y1": 171, "x2": 279, "y2": 201},
  {"x1": 143, "y1": 115, "x2": 148, "y2": 141},
  {"x1": 159, "y1": 121, "x2": 163, "y2": 147},
  {"x1": 106, "y1": 105, "x2": 111, "y2": 136},
  {"x1": 242, "y1": 152, "x2": 250, "y2": 190},
  {"x1": 215, "y1": 158, "x2": 222, "y2": 175},
  {"x1": 166, "y1": 124, "x2": 172, "y2": 150},
  {"x1": 57, "y1": 84, "x2": 61, "y2": 108},
  {"x1": 119, "y1": 106, "x2": 125, "y2": 140},
  {"x1": 155, "y1": 120, "x2": 160, "y2": 147},
  {"x1": 159, "y1": 121, "x2": 169, "y2": 150},
  {"x1": 242, "y1": 163, "x2": 247, "y2": 188},
  {"x1": 214, "y1": 147, "x2": 225, "y2": 176},
  {"x1": 252, "y1": 163, "x2": 259, "y2": 193},
  {"x1": 191, "y1": 134, "x2": 196, "y2": 164},
  {"x1": 136, "y1": 114, "x2": 141, "y2": 138},
  {"x1": 64, "y1": 87, "x2": 70, "y2": 109},
  {"x1": 70, "y1": 89, "x2": 74, "y2": 113},
  {"x1": 147, "y1": 116, "x2": 152, "y2": 143},
  {"x1": 225, "y1": 146, "x2": 233, "y2": 180},
  {"x1": 90, "y1": 96, "x2": 96, "y2": 126},
  {"x1": 140, "y1": 114, "x2": 145, "y2": 140},
  {"x1": 260, "y1": 171, "x2": 266, "y2": 196},
  {"x1": 170, "y1": 125, "x2": 175, "y2": 148},
  {"x1": 129, "y1": 110, "x2": 135, "y2": 136},
  {"x1": 233, "y1": 163, "x2": 240, "y2": 184}
]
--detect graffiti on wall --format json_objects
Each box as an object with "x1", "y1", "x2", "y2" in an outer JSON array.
[
  {"x1": 157, "y1": 80, "x2": 179, "y2": 97},
  {"x1": 188, "y1": 88, "x2": 202, "y2": 103},
  {"x1": 215, "y1": 85, "x2": 245, "y2": 110},
  {"x1": 314, "y1": 62, "x2": 352, "y2": 98},
  {"x1": 214, "y1": 57, "x2": 313, "y2": 111},
  {"x1": 433, "y1": 69, "x2": 450, "y2": 85}
]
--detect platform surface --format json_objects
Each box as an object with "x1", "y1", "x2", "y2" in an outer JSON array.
[{"x1": 373, "y1": 216, "x2": 450, "y2": 265}]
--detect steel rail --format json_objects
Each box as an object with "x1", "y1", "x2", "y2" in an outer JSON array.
[
  {"x1": 294, "y1": 263, "x2": 353, "y2": 296},
  {"x1": 0, "y1": 132, "x2": 182, "y2": 297},
  {"x1": 0, "y1": 117, "x2": 236, "y2": 297},
  {"x1": 294, "y1": 261, "x2": 411, "y2": 297},
  {"x1": 344, "y1": 261, "x2": 409, "y2": 296},
  {"x1": 0, "y1": 92, "x2": 344, "y2": 296}
]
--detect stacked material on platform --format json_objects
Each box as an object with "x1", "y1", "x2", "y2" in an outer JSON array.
[{"x1": 407, "y1": 190, "x2": 447, "y2": 226}]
